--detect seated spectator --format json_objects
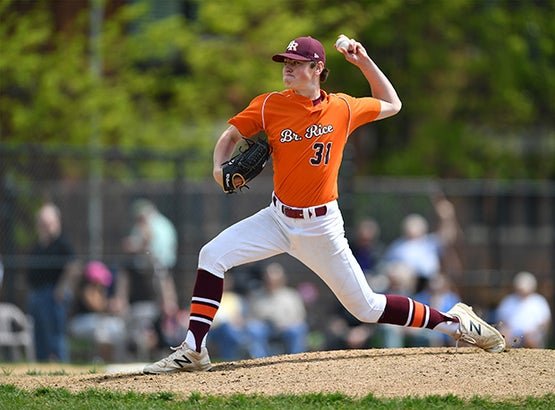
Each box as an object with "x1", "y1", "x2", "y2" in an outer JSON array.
[
  {"x1": 380, "y1": 197, "x2": 458, "y2": 293},
  {"x1": 69, "y1": 261, "x2": 127, "y2": 363},
  {"x1": 496, "y1": 271, "x2": 551, "y2": 348},
  {"x1": 110, "y1": 199, "x2": 182, "y2": 360},
  {"x1": 409, "y1": 273, "x2": 460, "y2": 347},
  {"x1": 351, "y1": 218, "x2": 382, "y2": 275},
  {"x1": 323, "y1": 219, "x2": 386, "y2": 352},
  {"x1": 323, "y1": 304, "x2": 376, "y2": 351},
  {"x1": 209, "y1": 275, "x2": 249, "y2": 361},
  {"x1": 245, "y1": 262, "x2": 308, "y2": 358},
  {"x1": 374, "y1": 262, "x2": 418, "y2": 348}
]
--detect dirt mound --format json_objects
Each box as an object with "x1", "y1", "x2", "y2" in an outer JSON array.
[{"x1": 2, "y1": 347, "x2": 554, "y2": 399}]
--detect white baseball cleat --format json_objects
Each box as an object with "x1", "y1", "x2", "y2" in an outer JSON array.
[
  {"x1": 447, "y1": 303, "x2": 506, "y2": 353},
  {"x1": 143, "y1": 343, "x2": 212, "y2": 374}
]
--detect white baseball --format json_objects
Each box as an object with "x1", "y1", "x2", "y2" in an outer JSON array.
[{"x1": 335, "y1": 35, "x2": 351, "y2": 51}]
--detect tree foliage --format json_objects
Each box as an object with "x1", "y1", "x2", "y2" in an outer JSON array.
[{"x1": 1, "y1": 0, "x2": 553, "y2": 179}]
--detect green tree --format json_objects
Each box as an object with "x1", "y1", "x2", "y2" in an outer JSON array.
[
  {"x1": 1, "y1": 0, "x2": 554, "y2": 179},
  {"x1": 352, "y1": 0, "x2": 555, "y2": 178}
]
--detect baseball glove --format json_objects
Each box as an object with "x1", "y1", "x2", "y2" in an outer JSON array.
[{"x1": 221, "y1": 137, "x2": 271, "y2": 193}]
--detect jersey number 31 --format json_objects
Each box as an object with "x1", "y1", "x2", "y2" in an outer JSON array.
[{"x1": 310, "y1": 142, "x2": 332, "y2": 166}]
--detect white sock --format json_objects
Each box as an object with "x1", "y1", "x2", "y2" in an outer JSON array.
[
  {"x1": 183, "y1": 331, "x2": 207, "y2": 351},
  {"x1": 433, "y1": 320, "x2": 460, "y2": 338},
  {"x1": 184, "y1": 330, "x2": 196, "y2": 350}
]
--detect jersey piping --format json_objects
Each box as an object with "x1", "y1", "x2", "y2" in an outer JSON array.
[{"x1": 229, "y1": 89, "x2": 381, "y2": 207}]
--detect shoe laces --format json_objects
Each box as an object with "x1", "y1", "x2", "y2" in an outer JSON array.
[
  {"x1": 454, "y1": 326, "x2": 479, "y2": 352},
  {"x1": 154, "y1": 342, "x2": 188, "y2": 364},
  {"x1": 455, "y1": 332, "x2": 477, "y2": 352},
  {"x1": 170, "y1": 341, "x2": 188, "y2": 352}
]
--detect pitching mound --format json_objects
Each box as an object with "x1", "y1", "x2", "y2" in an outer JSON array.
[{"x1": 1, "y1": 347, "x2": 554, "y2": 399}]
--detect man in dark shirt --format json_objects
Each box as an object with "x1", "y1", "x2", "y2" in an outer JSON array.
[{"x1": 27, "y1": 203, "x2": 81, "y2": 362}]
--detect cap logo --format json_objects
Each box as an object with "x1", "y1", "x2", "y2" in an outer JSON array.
[
  {"x1": 287, "y1": 40, "x2": 299, "y2": 52},
  {"x1": 272, "y1": 36, "x2": 325, "y2": 64}
]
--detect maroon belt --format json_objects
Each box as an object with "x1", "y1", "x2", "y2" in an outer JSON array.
[{"x1": 273, "y1": 196, "x2": 327, "y2": 219}]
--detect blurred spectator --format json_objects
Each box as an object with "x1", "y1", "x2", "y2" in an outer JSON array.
[
  {"x1": 380, "y1": 196, "x2": 458, "y2": 293},
  {"x1": 26, "y1": 202, "x2": 81, "y2": 362},
  {"x1": 0, "y1": 256, "x2": 4, "y2": 291},
  {"x1": 375, "y1": 262, "x2": 418, "y2": 348},
  {"x1": 296, "y1": 280, "x2": 325, "y2": 351},
  {"x1": 325, "y1": 262, "x2": 417, "y2": 350},
  {"x1": 245, "y1": 262, "x2": 308, "y2": 358},
  {"x1": 209, "y1": 275, "x2": 249, "y2": 361},
  {"x1": 324, "y1": 219, "x2": 385, "y2": 352},
  {"x1": 68, "y1": 261, "x2": 127, "y2": 363},
  {"x1": 110, "y1": 199, "x2": 182, "y2": 359},
  {"x1": 324, "y1": 304, "x2": 376, "y2": 351},
  {"x1": 409, "y1": 273, "x2": 461, "y2": 347},
  {"x1": 351, "y1": 218, "x2": 382, "y2": 275},
  {"x1": 496, "y1": 271, "x2": 551, "y2": 348}
]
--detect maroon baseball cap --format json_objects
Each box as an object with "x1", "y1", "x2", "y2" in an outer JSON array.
[{"x1": 272, "y1": 36, "x2": 326, "y2": 65}]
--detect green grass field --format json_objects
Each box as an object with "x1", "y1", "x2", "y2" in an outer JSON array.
[{"x1": 1, "y1": 385, "x2": 554, "y2": 410}]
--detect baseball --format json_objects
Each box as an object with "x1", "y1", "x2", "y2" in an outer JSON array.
[{"x1": 335, "y1": 35, "x2": 351, "y2": 51}]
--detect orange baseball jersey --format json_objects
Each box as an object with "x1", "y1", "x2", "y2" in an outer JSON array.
[{"x1": 228, "y1": 89, "x2": 381, "y2": 207}]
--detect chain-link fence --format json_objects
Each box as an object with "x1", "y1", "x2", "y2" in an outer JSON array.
[{"x1": 1, "y1": 143, "x2": 554, "y2": 350}]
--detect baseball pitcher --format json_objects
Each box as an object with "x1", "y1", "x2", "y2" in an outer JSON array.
[{"x1": 144, "y1": 35, "x2": 505, "y2": 374}]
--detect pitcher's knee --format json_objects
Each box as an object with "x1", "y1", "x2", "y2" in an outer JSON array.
[
  {"x1": 345, "y1": 294, "x2": 386, "y2": 323},
  {"x1": 198, "y1": 242, "x2": 225, "y2": 278},
  {"x1": 350, "y1": 308, "x2": 382, "y2": 323}
]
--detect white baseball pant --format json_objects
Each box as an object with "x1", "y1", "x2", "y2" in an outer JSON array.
[{"x1": 198, "y1": 194, "x2": 387, "y2": 323}]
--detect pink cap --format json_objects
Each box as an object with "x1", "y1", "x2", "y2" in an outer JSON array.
[
  {"x1": 85, "y1": 261, "x2": 112, "y2": 287},
  {"x1": 272, "y1": 36, "x2": 326, "y2": 64}
]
